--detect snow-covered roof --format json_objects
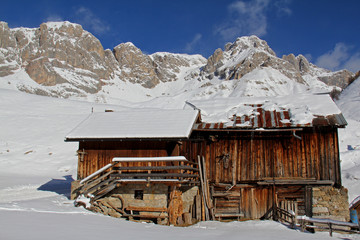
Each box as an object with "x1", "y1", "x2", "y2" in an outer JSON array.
[
  {"x1": 350, "y1": 195, "x2": 360, "y2": 210},
  {"x1": 186, "y1": 94, "x2": 347, "y2": 129},
  {"x1": 65, "y1": 109, "x2": 199, "y2": 141}
]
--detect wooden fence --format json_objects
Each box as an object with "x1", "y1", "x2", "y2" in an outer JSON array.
[
  {"x1": 297, "y1": 216, "x2": 360, "y2": 237},
  {"x1": 263, "y1": 206, "x2": 360, "y2": 236}
]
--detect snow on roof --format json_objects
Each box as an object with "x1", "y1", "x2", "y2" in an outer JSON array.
[
  {"x1": 65, "y1": 108, "x2": 199, "y2": 141},
  {"x1": 186, "y1": 94, "x2": 346, "y2": 129},
  {"x1": 350, "y1": 195, "x2": 360, "y2": 209}
]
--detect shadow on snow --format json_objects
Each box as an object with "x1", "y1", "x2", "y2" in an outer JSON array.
[{"x1": 37, "y1": 175, "x2": 74, "y2": 199}]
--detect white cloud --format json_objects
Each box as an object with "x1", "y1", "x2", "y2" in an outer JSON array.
[
  {"x1": 343, "y1": 53, "x2": 360, "y2": 73},
  {"x1": 74, "y1": 7, "x2": 110, "y2": 35},
  {"x1": 315, "y1": 43, "x2": 360, "y2": 72},
  {"x1": 214, "y1": 0, "x2": 270, "y2": 40},
  {"x1": 315, "y1": 43, "x2": 349, "y2": 70},
  {"x1": 274, "y1": 0, "x2": 292, "y2": 16},
  {"x1": 46, "y1": 15, "x2": 63, "y2": 22},
  {"x1": 304, "y1": 53, "x2": 313, "y2": 62},
  {"x1": 184, "y1": 33, "x2": 202, "y2": 53},
  {"x1": 214, "y1": 0, "x2": 292, "y2": 41}
]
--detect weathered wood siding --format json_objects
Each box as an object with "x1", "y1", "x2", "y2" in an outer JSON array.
[
  {"x1": 181, "y1": 127, "x2": 341, "y2": 186},
  {"x1": 212, "y1": 185, "x2": 274, "y2": 219},
  {"x1": 211, "y1": 185, "x2": 309, "y2": 219},
  {"x1": 77, "y1": 141, "x2": 180, "y2": 179}
]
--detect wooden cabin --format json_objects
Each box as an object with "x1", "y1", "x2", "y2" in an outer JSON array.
[
  {"x1": 182, "y1": 94, "x2": 349, "y2": 221},
  {"x1": 66, "y1": 109, "x2": 202, "y2": 224},
  {"x1": 66, "y1": 94, "x2": 349, "y2": 224}
]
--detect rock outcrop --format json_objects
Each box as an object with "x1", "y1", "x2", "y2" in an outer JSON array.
[
  {"x1": 283, "y1": 53, "x2": 353, "y2": 89},
  {"x1": 113, "y1": 42, "x2": 206, "y2": 88},
  {"x1": 0, "y1": 21, "x2": 206, "y2": 97}
]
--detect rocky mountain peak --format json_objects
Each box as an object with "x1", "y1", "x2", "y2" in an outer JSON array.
[
  {"x1": 0, "y1": 21, "x2": 356, "y2": 101},
  {"x1": 112, "y1": 42, "x2": 206, "y2": 88},
  {"x1": 41, "y1": 21, "x2": 84, "y2": 37},
  {"x1": 225, "y1": 35, "x2": 276, "y2": 56},
  {"x1": 113, "y1": 42, "x2": 159, "y2": 88},
  {"x1": 0, "y1": 21, "x2": 16, "y2": 49},
  {"x1": 201, "y1": 36, "x2": 284, "y2": 81},
  {"x1": 197, "y1": 35, "x2": 353, "y2": 93}
]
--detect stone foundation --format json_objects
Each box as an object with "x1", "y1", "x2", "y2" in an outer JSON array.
[
  {"x1": 78, "y1": 183, "x2": 199, "y2": 225},
  {"x1": 180, "y1": 186, "x2": 199, "y2": 213},
  {"x1": 312, "y1": 186, "x2": 350, "y2": 221},
  {"x1": 111, "y1": 184, "x2": 168, "y2": 208}
]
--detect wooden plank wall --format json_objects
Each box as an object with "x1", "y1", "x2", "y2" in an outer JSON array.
[
  {"x1": 77, "y1": 141, "x2": 178, "y2": 179},
  {"x1": 182, "y1": 127, "x2": 341, "y2": 186},
  {"x1": 277, "y1": 186, "x2": 306, "y2": 216},
  {"x1": 212, "y1": 185, "x2": 308, "y2": 220}
]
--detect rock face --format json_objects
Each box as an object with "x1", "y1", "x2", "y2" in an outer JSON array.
[
  {"x1": 1, "y1": 21, "x2": 115, "y2": 95},
  {"x1": 0, "y1": 22, "x2": 19, "y2": 77},
  {"x1": 0, "y1": 21, "x2": 206, "y2": 96},
  {"x1": 283, "y1": 53, "x2": 353, "y2": 89},
  {"x1": 113, "y1": 42, "x2": 158, "y2": 88},
  {"x1": 0, "y1": 21, "x2": 355, "y2": 100},
  {"x1": 112, "y1": 43, "x2": 206, "y2": 88}
]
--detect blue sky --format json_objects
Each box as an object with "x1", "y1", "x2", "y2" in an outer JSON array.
[{"x1": 1, "y1": 0, "x2": 359, "y2": 72}]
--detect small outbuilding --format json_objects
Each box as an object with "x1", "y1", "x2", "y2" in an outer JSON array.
[
  {"x1": 350, "y1": 196, "x2": 360, "y2": 224},
  {"x1": 66, "y1": 108, "x2": 201, "y2": 225}
]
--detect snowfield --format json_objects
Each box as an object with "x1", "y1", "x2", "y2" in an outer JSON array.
[{"x1": 0, "y1": 88, "x2": 359, "y2": 240}]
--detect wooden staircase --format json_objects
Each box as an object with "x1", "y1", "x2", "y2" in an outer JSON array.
[{"x1": 75, "y1": 156, "x2": 199, "y2": 201}]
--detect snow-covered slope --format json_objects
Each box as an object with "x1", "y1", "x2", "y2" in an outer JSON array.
[
  {"x1": 0, "y1": 88, "x2": 359, "y2": 239},
  {"x1": 337, "y1": 77, "x2": 360, "y2": 202}
]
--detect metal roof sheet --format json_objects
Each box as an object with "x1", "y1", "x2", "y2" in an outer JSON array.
[{"x1": 193, "y1": 103, "x2": 347, "y2": 130}]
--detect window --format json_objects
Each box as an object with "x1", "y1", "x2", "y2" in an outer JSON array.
[{"x1": 134, "y1": 190, "x2": 143, "y2": 200}]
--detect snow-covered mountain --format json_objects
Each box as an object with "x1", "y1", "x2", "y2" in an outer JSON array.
[{"x1": 0, "y1": 21, "x2": 356, "y2": 103}]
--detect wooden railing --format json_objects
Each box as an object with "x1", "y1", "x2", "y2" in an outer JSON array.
[
  {"x1": 263, "y1": 205, "x2": 360, "y2": 237},
  {"x1": 297, "y1": 216, "x2": 360, "y2": 237},
  {"x1": 76, "y1": 156, "x2": 199, "y2": 200},
  {"x1": 262, "y1": 205, "x2": 296, "y2": 228}
]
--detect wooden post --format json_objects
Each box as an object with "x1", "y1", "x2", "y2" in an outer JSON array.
[
  {"x1": 183, "y1": 212, "x2": 192, "y2": 225},
  {"x1": 305, "y1": 186, "x2": 313, "y2": 217},
  {"x1": 147, "y1": 162, "x2": 151, "y2": 187},
  {"x1": 202, "y1": 156, "x2": 214, "y2": 220},
  {"x1": 198, "y1": 155, "x2": 209, "y2": 221},
  {"x1": 272, "y1": 184, "x2": 277, "y2": 221},
  {"x1": 232, "y1": 140, "x2": 237, "y2": 186},
  {"x1": 300, "y1": 219, "x2": 306, "y2": 232},
  {"x1": 195, "y1": 194, "x2": 201, "y2": 221},
  {"x1": 77, "y1": 149, "x2": 87, "y2": 179},
  {"x1": 329, "y1": 223, "x2": 333, "y2": 237},
  {"x1": 168, "y1": 186, "x2": 183, "y2": 225}
]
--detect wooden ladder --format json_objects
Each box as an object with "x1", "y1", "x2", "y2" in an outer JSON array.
[{"x1": 212, "y1": 187, "x2": 244, "y2": 220}]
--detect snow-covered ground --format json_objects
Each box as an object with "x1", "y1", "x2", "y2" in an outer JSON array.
[{"x1": 0, "y1": 88, "x2": 359, "y2": 239}]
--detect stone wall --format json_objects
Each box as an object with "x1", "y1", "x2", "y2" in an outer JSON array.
[
  {"x1": 111, "y1": 184, "x2": 168, "y2": 208},
  {"x1": 180, "y1": 186, "x2": 199, "y2": 213},
  {"x1": 312, "y1": 186, "x2": 350, "y2": 221}
]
